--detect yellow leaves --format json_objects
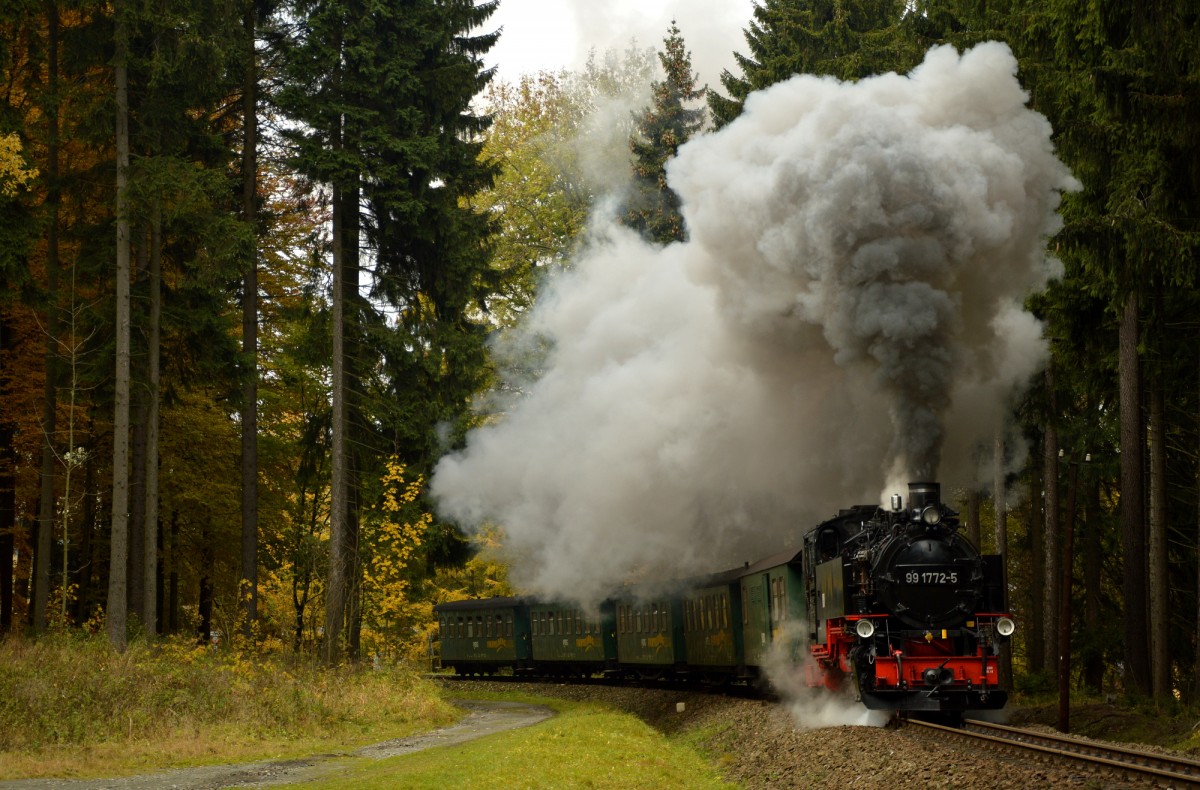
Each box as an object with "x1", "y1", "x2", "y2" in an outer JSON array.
[
  {"x1": 359, "y1": 457, "x2": 435, "y2": 660},
  {"x1": 0, "y1": 133, "x2": 37, "y2": 198}
]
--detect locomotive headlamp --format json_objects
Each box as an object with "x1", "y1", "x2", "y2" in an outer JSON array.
[
  {"x1": 855, "y1": 619, "x2": 876, "y2": 639},
  {"x1": 920, "y1": 505, "x2": 942, "y2": 526},
  {"x1": 996, "y1": 617, "x2": 1016, "y2": 637}
]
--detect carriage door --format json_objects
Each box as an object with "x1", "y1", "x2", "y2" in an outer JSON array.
[{"x1": 761, "y1": 574, "x2": 774, "y2": 643}]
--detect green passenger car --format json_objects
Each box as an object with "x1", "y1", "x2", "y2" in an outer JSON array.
[
  {"x1": 613, "y1": 592, "x2": 685, "y2": 678},
  {"x1": 681, "y1": 568, "x2": 744, "y2": 680},
  {"x1": 739, "y1": 548, "x2": 807, "y2": 673},
  {"x1": 528, "y1": 601, "x2": 617, "y2": 675},
  {"x1": 434, "y1": 597, "x2": 531, "y2": 675}
]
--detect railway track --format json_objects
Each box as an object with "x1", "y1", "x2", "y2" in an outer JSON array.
[{"x1": 907, "y1": 717, "x2": 1200, "y2": 787}]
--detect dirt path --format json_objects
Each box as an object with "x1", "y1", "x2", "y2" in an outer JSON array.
[{"x1": 0, "y1": 700, "x2": 554, "y2": 790}]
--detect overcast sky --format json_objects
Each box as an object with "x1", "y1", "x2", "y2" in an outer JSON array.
[{"x1": 481, "y1": 0, "x2": 757, "y2": 88}]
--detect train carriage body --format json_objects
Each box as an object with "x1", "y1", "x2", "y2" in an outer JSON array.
[
  {"x1": 528, "y1": 601, "x2": 618, "y2": 675},
  {"x1": 681, "y1": 569, "x2": 743, "y2": 680},
  {"x1": 613, "y1": 592, "x2": 685, "y2": 678},
  {"x1": 738, "y1": 548, "x2": 807, "y2": 672},
  {"x1": 434, "y1": 597, "x2": 531, "y2": 675}
]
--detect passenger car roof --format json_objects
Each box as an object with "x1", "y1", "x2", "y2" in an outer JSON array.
[{"x1": 433, "y1": 596, "x2": 528, "y2": 612}]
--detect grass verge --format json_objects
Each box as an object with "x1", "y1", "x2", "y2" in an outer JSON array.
[
  {"x1": 275, "y1": 696, "x2": 739, "y2": 790},
  {"x1": 0, "y1": 632, "x2": 458, "y2": 781}
]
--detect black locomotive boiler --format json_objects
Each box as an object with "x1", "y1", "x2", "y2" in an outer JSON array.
[{"x1": 803, "y1": 482, "x2": 1014, "y2": 712}]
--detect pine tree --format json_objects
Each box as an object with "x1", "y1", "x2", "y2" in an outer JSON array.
[
  {"x1": 107, "y1": 0, "x2": 132, "y2": 651},
  {"x1": 623, "y1": 21, "x2": 706, "y2": 245},
  {"x1": 709, "y1": 0, "x2": 922, "y2": 127},
  {"x1": 278, "y1": 0, "x2": 500, "y2": 661}
]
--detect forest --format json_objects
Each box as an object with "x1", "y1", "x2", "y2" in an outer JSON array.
[{"x1": 0, "y1": 0, "x2": 1197, "y2": 712}]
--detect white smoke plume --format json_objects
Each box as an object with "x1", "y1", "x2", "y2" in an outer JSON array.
[
  {"x1": 432, "y1": 43, "x2": 1077, "y2": 607},
  {"x1": 761, "y1": 621, "x2": 893, "y2": 728}
]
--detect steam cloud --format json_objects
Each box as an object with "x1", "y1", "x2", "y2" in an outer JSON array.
[
  {"x1": 762, "y1": 622, "x2": 892, "y2": 728},
  {"x1": 432, "y1": 43, "x2": 1077, "y2": 607}
]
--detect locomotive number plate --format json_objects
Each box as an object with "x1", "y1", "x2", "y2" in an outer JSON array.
[{"x1": 902, "y1": 569, "x2": 959, "y2": 585}]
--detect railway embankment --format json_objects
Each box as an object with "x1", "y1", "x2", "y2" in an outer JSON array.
[{"x1": 461, "y1": 681, "x2": 1192, "y2": 788}]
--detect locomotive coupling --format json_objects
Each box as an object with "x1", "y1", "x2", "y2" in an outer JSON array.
[{"x1": 922, "y1": 667, "x2": 955, "y2": 687}]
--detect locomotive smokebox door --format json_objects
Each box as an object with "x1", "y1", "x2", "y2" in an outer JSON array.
[{"x1": 876, "y1": 537, "x2": 980, "y2": 629}]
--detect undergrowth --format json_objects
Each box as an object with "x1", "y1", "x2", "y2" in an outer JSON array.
[{"x1": 0, "y1": 631, "x2": 457, "y2": 779}]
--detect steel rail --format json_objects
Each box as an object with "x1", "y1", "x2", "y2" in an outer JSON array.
[{"x1": 906, "y1": 718, "x2": 1200, "y2": 787}]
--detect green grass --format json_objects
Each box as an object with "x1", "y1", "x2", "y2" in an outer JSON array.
[
  {"x1": 277, "y1": 698, "x2": 739, "y2": 790},
  {"x1": 0, "y1": 632, "x2": 459, "y2": 780}
]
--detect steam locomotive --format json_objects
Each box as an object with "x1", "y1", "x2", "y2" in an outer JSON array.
[
  {"x1": 804, "y1": 481, "x2": 1012, "y2": 712},
  {"x1": 434, "y1": 481, "x2": 1013, "y2": 716}
]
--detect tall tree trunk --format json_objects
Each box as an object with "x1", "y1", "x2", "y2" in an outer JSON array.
[
  {"x1": 0, "y1": 439, "x2": 12, "y2": 633},
  {"x1": 1083, "y1": 460, "x2": 1104, "y2": 693},
  {"x1": 129, "y1": 381, "x2": 146, "y2": 624},
  {"x1": 1195, "y1": 343, "x2": 1200, "y2": 702},
  {"x1": 33, "y1": 0, "x2": 63, "y2": 636},
  {"x1": 1028, "y1": 454, "x2": 1046, "y2": 674},
  {"x1": 323, "y1": 21, "x2": 351, "y2": 661},
  {"x1": 127, "y1": 215, "x2": 150, "y2": 629},
  {"x1": 994, "y1": 430, "x2": 1008, "y2": 589},
  {"x1": 0, "y1": 319, "x2": 14, "y2": 633},
  {"x1": 293, "y1": 484, "x2": 317, "y2": 652},
  {"x1": 967, "y1": 489, "x2": 981, "y2": 549},
  {"x1": 325, "y1": 178, "x2": 348, "y2": 663},
  {"x1": 1057, "y1": 458, "x2": 1079, "y2": 733},
  {"x1": 239, "y1": 0, "x2": 259, "y2": 640},
  {"x1": 994, "y1": 427, "x2": 1012, "y2": 685},
  {"x1": 168, "y1": 509, "x2": 179, "y2": 633},
  {"x1": 73, "y1": 439, "x2": 97, "y2": 624},
  {"x1": 59, "y1": 263, "x2": 84, "y2": 624},
  {"x1": 143, "y1": 202, "x2": 161, "y2": 636},
  {"x1": 107, "y1": 0, "x2": 132, "y2": 651},
  {"x1": 198, "y1": 519, "x2": 214, "y2": 645},
  {"x1": 1119, "y1": 291, "x2": 1150, "y2": 694},
  {"x1": 1043, "y1": 364, "x2": 1060, "y2": 676},
  {"x1": 344, "y1": 184, "x2": 361, "y2": 660},
  {"x1": 1148, "y1": 380, "x2": 1168, "y2": 700}
]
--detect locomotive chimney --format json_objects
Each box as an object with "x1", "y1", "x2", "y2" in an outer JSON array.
[{"x1": 907, "y1": 481, "x2": 941, "y2": 510}]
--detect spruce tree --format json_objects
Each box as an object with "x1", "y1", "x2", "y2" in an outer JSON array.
[
  {"x1": 709, "y1": 0, "x2": 921, "y2": 127},
  {"x1": 623, "y1": 21, "x2": 706, "y2": 245},
  {"x1": 278, "y1": 0, "x2": 500, "y2": 660}
]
